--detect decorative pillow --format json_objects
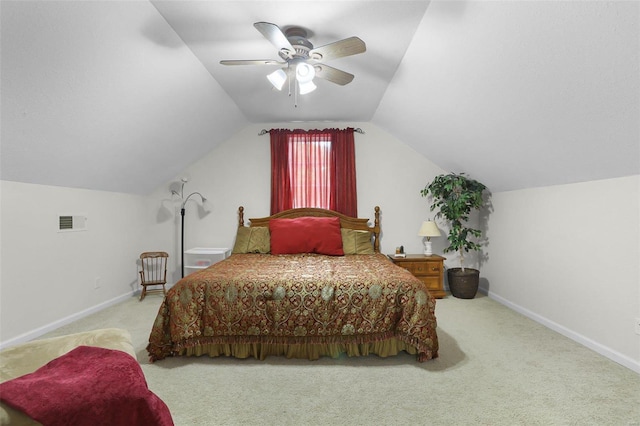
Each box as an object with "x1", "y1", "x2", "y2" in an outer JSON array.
[
  {"x1": 270, "y1": 216, "x2": 344, "y2": 256},
  {"x1": 232, "y1": 227, "x2": 270, "y2": 254},
  {"x1": 341, "y1": 229, "x2": 374, "y2": 254}
]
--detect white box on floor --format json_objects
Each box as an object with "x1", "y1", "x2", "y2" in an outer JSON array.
[{"x1": 184, "y1": 247, "x2": 230, "y2": 275}]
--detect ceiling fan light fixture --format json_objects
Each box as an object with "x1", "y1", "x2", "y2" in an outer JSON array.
[
  {"x1": 221, "y1": 22, "x2": 366, "y2": 103},
  {"x1": 267, "y1": 69, "x2": 287, "y2": 91},
  {"x1": 295, "y1": 62, "x2": 315, "y2": 84},
  {"x1": 298, "y1": 80, "x2": 317, "y2": 95}
]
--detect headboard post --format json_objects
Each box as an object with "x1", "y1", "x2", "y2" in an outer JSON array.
[
  {"x1": 238, "y1": 206, "x2": 244, "y2": 227},
  {"x1": 374, "y1": 206, "x2": 380, "y2": 253}
]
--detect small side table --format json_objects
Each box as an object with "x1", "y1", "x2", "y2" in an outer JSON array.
[{"x1": 388, "y1": 254, "x2": 446, "y2": 298}]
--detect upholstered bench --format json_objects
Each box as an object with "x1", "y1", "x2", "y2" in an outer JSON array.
[{"x1": 0, "y1": 328, "x2": 136, "y2": 426}]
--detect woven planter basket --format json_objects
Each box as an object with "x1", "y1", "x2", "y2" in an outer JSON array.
[{"x1": 448, "y1": 268, "x2": 480, "y2": 299}]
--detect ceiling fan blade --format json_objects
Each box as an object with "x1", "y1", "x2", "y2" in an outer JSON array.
[
  {"x1": 309, "y1": 37, "x2": 366, "y2": 62},
  {"x1": 314, "y1": 64, "x2": 354, "y2": 86},
  {"x1": 220, "y1": 60, "x2": 286, "y2": 66},
  {"x1": 253, "y1": 22, "x2": 295, "y2": 59}
]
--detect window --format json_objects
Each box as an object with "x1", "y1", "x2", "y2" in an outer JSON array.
[
  {"x1": 288, "y1": 133, "x2": 332, "y2": 209},
  {"x1": 270, "y1": 128, "x2": 357, "y2": 216}
]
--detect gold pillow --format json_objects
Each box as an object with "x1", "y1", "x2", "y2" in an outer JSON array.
[
  {"x1": 341, "y1": 229, "x2": 374, "y2": 255},
  {"x1": 232, "y1": 227, "x2": 270, "y2": 254}
]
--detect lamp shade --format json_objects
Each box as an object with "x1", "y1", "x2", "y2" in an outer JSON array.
[
  {"x1": 295, "y1": 63, "x2": 315, "y2": 83},
  {"x1": 298, "y1": 80, "x2": 317, "y2": 95},
  {"x1": 418, "y1": 221, "x2": 441, "y2": 237},
  {"x1": 267, "y1": 69, "x2": 287, "y2": 91},
  {"x1": 295, "y1": 62, "x2": 317, "y2": 94}
]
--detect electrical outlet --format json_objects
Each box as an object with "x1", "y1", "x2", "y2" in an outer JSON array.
[
  {"x1": 635, "y1": 318, "x2": 640, "y2": 335},
  {"x1": 94, "y1": 277, "x2": 101, "y2": 289}
]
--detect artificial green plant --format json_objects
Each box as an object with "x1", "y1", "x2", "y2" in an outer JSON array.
[{"x1": 420, "y1": 173, "x2": 487, "y2": 271}]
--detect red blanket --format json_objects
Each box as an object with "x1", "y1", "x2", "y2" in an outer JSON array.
[{"x1": 0, "y1": 346, "x2": 173, "y2": 426}]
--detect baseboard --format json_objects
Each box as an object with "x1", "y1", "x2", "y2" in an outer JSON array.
[
  {"x1": 0, "y1": 291, "x2": 135, "y2": 351},
  {"x1": 480, "y1": 288, "x2": 640, "y2": 374}
]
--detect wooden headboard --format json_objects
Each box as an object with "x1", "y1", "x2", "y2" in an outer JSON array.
[{"x1": 237, "y1": 206, "x2": 381, "y2": 253}]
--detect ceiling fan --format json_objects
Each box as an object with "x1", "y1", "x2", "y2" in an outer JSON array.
[{"x1": 220, "y1": 22, "x2": 366, "y2": 96}]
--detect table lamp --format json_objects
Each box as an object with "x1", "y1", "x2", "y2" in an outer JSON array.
[{"x1": 418, "y1": 220, "x2": 441, "y2": 256}]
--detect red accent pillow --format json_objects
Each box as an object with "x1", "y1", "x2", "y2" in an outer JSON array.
[{"x1": 270, "y1": 216, "x2": 344, "y2": 256}]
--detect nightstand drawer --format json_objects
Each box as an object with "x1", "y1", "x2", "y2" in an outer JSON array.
[
  {"x1": 401, "y1": 261, "x2": 441, "y2": 276},
  {"x1": 423, "y1": 261, "x2": 442, "y2": 276},
  {"x1": 418, "y1": 276, "x2": 442, "y2": 291},
  {"x1": 399, "y1": 262, "x2": 423, "y2": 274}
]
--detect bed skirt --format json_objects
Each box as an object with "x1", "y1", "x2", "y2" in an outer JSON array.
[{"x1": 177, "y1": 337, "x2": 421, "y2": 361}]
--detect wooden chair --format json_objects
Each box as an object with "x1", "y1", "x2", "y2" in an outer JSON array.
[{"x1": 139, "y1": 252, "x2": 168, "y2": 301}]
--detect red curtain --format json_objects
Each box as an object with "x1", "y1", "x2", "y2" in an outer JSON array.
[
  {"x1": 270, "y1": 128, "x2": 357, "y2": 216},
  {"x1": 329, "y1": 128, "x2": 357, "y2": 217},
  {"x1": 270, "y1": 129, "x2": 292, "y2": 215}
]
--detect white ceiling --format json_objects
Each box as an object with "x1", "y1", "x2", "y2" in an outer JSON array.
[
  {"x1": 374, "y1": 0, "x2": 640, "y2": 191},
  {"x1": 1, "y1": 0, "x2": 638, "y2": 194}
]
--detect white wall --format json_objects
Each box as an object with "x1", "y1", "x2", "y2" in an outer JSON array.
[
  {"x1": 0, "y1": 181, "x2": 157, "y2": 347},
  {"x1": 482, "y1": 175, "x2": 640, "y2": 372},
  {"x1": 147, "y1": 122, "x2": 448, "y2": 282},
  {"x1": 1, "y1": 0, "x2": 247, "y2": 195}
]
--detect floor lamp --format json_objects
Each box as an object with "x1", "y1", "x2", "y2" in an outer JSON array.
[{"x1": 171, "y1": 178, "x2": 207, "y2": 278}]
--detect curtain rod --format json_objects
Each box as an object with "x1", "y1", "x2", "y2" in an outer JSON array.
[{"x1": 258, "y1": 128, "x2": 365, "y2": 136}]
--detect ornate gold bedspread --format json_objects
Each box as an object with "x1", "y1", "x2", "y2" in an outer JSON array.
[{"x1": 147, "y1": 253, "x2": 438, "y2": 362}]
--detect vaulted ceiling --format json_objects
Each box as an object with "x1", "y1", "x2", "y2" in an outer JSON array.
[{"x1": 1, "y1": 1, "x2": 638, "y2": 195}]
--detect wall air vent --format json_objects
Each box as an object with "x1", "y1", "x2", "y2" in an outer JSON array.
[{"x1": 58, "y1": 214, "x2": 87, "y2": 232}]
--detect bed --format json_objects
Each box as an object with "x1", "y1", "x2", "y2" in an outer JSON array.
[{"x1": 147, "y1": 206, "x2": 438, "y2": 362}]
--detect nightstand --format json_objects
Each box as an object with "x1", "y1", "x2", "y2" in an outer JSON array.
[{"x1": 388, "y1": 254, "x2": 446, "y2": 298}]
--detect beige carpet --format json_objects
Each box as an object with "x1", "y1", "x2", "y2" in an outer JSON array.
[{"x1": 39, "y1": 293, "x2": 640, "y2": 425}]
